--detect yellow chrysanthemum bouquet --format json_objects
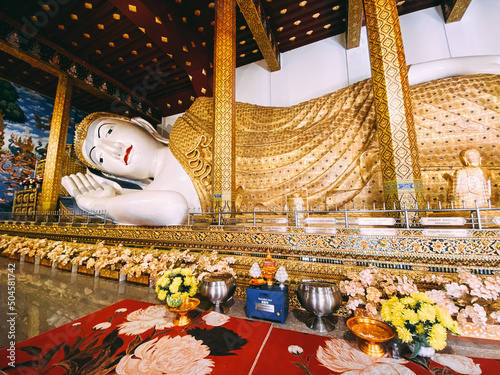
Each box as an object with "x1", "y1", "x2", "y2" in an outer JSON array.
[
  {"x1": 155, "y1": 267, "x2": 198, "y2": 308},
  {"x1": 381, "y1": 292, "x2": 460, "y2": 357}
]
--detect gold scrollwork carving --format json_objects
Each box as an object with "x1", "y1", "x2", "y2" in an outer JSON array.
[{"x1": 186, "y1": 135, "x2": 213, "y2": 186}]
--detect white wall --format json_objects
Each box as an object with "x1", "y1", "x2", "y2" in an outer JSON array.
[{"x1": 164, "y1": 0, "x2": 500, "y2": 122}]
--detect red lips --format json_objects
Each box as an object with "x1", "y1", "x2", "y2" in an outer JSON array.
[{"x1": 124, "y1": 145, "x2": 132, "y2": 165}]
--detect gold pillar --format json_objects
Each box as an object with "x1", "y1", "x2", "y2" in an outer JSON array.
[
  {"x1": 364, "y1": 0, "x2": 424, "y2": 210},
  {"x1": 213, "y1": 0, "x2": 236, "y2": 211},
  {"x1": 40, "y1": 74, "x2": 73, "y2": 211}
]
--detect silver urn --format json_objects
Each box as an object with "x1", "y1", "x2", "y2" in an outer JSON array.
[
  {"x1": 199, "y1": 272, "x2": 236, "y2": 313},
  {"x1": 296, "y1": 280, "x2": 342, "y2": 332}
]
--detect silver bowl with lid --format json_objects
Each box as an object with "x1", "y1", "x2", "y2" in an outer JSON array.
[
  {"x1": 199, "y1": 272, "x2": 236, "y2": 314},
  {"x1": 296, "y1": 280, "x2": 342, "y2": 332}
]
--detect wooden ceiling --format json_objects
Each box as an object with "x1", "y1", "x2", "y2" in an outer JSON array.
[{"x1": 0, "y1": 0, "x2": 456, "y2": 122}]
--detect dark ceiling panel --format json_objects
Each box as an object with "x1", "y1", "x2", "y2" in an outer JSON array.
[{"x1": 0, "y1": 0, "x2": 447, "y2": 116}]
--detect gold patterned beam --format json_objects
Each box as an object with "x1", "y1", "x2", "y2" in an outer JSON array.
[
  {"x1": 441, "y1": 0, "x2": 473, "y2": 23},
  {"x1": 39, "y1": 74, "x2": 73, "y2": 211},
  {"x1": 346, "y1": 0, "x2": 364, "y2": 49},
  {"x1": 363, "y1": 0, "x2": 425, "y2": 211},
  {"x1": 236, "y1": 0, "x2": 280, "y2": 71},
  {"x1": 213, "y1": 0, "x2": 237, "y2": 211}
]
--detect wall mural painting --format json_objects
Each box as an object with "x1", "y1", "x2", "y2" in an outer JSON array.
[{"x1": 0, "y1": 79, "x2": 86, "y2": 212}]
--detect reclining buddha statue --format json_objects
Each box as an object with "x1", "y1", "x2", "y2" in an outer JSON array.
[{"x1": 62, "y1": 56, "x2": 500, "y2": 225}]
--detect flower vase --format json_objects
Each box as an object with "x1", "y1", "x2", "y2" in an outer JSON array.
[
  {"x1": 167, "y1": 298, "x2": 200, "y2": 326},
  {"x1": 408, "y1": 343, "x2": 435, "y2": 358}
]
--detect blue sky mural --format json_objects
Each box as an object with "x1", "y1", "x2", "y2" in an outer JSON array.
[{"x1": 0, "y1": 79, "x2": 86, "y2": 211}]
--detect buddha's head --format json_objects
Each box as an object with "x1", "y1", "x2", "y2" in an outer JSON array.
[
  {"x1": 460, "y1": 148, "x2": 482, "y2": 167},
  {"x1": 74, "y1": 112, "x2": 166, "y2": 179}
]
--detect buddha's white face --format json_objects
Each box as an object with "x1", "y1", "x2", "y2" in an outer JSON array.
[{"x1": 83, "y1": 118, "x2": 162, "y2": 179}]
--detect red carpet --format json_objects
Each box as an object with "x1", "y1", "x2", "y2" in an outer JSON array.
[
  {"x1": 253, "y1": 327, "x2": 499, "y2": 375},
  {"x1": 0, "y1": 300, "x2": 498, "y2": 375}
]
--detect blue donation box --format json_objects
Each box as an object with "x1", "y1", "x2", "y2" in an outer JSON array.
[{"x1": 246, "y1": 284, "x2": 289, "y2": 324}]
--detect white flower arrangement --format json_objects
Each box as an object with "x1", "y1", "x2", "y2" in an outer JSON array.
[
  {"x1": 339, "y1": 265, "x2": 500, "y2": 330},
  {"x1": 0, "y1": 234, "x2": 237, "y2": 284}
]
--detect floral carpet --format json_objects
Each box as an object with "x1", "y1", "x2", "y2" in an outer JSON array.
[{"x1": 0, "y1": 300, "x2": 498, "y2": 375}]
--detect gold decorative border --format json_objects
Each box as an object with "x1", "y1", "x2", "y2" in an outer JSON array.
[{"x1": 4, "y1": 225, "x2": 499, "y2": 309}]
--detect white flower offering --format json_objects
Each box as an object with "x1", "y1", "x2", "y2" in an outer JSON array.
[
  {"x1": 275, "y1": 266, "x2": 288, "y2": 288},
  {"x1": 249, "y1": 262, "x2": 261, "y2": 278}
]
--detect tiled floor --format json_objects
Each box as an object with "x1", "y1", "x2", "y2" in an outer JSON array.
[{"x1": 0, "y1": 257, "x2": 498, "y2": 359}]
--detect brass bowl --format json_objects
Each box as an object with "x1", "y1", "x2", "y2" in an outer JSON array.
[
  {"x1": 167, "y1": 298, "x2": 200, "y2": 326},
  {"x1": 346, "y1": 316, "x2": 394, "y2": 357}
]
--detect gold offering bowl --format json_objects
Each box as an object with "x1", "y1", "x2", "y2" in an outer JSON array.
[
  {"x1": 167, "y1": 298, "x2": 200, "y2": 326},
  {"x1": 347, "y1": 316, "x2": 394, "y2": 358}
]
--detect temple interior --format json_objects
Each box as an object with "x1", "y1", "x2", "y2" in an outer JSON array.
[{"x1": 0, "y1": 0, "x2": 499, "y2": 374}]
